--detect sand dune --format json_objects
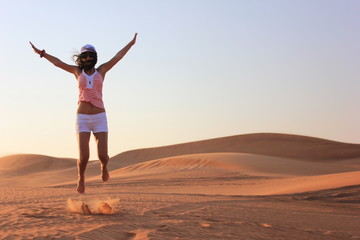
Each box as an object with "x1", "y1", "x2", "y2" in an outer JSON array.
[
  {"x1": 109, "y1": 133, "x2": 360, "y2": 170},
  {"x1": 109, "y1": 152, "x2": 360, "y2": 179},
  {"x1": 94, "y1": 152, "x2": 359, "y2": 196},
  {"x1": 0, "y1": 155, "x2": 103, "y2": 186},
  {"x1": 2, "y1": 133, "x2": 360, "y2": 190},
  {"x1": 0, "y1": 154, "x2": 76, "y2": 176},
  {"x1": 1, "y1": 133, "x2": 360, "y2": 239}
]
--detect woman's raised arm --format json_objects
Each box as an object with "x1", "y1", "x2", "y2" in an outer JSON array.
[
  {"x1": 97, "y1": 33, "x2": 137, "y2": 76},
  {"x1": 30, "y1": 41, "x2": 79, "y2": 75}
]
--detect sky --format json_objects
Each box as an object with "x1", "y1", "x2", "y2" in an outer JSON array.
[{"x1": 1, "y1": 0, "x2": 360, "y2": 159}]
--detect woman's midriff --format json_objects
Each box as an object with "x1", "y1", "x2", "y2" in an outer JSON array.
[{"x1": 77, "y1": 101, "x2": 105, "y2": 114}]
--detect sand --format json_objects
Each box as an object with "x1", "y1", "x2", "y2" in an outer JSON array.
[{"x1": 0, "y1": 133, "x2": 359, "y2": 239}]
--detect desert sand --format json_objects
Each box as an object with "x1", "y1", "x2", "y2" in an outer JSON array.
[{"x1": 0, "y1": 133, "x2": 359, "y2": 239}]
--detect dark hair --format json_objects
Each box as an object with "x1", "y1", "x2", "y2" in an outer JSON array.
[{"x1": 73, "y1": 52, "x2": 98, "y2": 70}]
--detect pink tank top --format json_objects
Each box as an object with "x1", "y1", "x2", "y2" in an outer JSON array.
[{"x1": 77, "y1": 70, "x2": 104, "y2": 108}]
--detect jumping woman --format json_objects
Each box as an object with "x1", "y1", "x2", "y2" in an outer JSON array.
[{"x1": 30, "y1": 33, "x2": 137, "y2": 193}]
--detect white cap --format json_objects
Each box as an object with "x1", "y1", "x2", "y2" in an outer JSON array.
[{"x1": 80, "y1": 44, "x2": 96, "y2": 53}]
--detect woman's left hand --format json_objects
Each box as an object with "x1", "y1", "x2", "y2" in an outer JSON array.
[
  {"x1": 131, "y1": 33, "x2": 138, "y2": 45},
  {"x1": 29, "y1": 41, "x2": 41, "y2": 55}
]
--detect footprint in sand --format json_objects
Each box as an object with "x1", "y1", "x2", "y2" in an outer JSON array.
[
  {"x1": 81, "y1": 202, "x2": 112, "y2": 215},
  {"x1": 81, "y1": 203, "x2": 92, "y2": 215},
  {"x1": 68, "y1": 198, "x2": 119, "y2": 215}
]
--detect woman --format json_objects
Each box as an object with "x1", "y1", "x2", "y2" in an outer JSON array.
[{"x1": 30, "y1": 33, "x2": 137, "y2": 193}]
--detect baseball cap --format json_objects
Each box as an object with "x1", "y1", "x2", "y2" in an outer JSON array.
[{"x1": 80, "y1": 44, "x2": 97, "y2": 53}]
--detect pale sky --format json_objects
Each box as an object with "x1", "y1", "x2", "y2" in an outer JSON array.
[{"x1": 1, "y1": 0, "x2": 359, "y2": 159}]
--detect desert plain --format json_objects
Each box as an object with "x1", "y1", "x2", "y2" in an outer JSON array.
[{"x1": 0, "y1": 133, "x2": 359, "y2": 239}]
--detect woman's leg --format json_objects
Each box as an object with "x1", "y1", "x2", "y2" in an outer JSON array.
[
  {"x1": 77, "y1": 132, "x2": 91, "y2": 193},
  {"x1": 94, "y1": 132, "x2": 110, "y2": 182}
]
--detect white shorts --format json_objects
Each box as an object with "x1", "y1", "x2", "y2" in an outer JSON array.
[{"x1": 76, "y1": 112, "x2": 108, "y2": 133}]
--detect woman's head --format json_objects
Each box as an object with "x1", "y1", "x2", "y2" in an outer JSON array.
[{"x1": 74, "y1": 44, "x2": 98, "y2": 70}]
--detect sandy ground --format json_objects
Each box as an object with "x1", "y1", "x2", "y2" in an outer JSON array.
[{"x1": 1, "y1": 133, "x2": 359, "y2": 240}]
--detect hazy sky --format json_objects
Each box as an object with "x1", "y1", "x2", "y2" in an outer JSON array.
[{"x1": 1, "y1": 0, "x2": 359, "y2": 159}]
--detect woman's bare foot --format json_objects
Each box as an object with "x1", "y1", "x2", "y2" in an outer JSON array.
[
  {"x1": 101, "y1": 164, "x2": 110, "y2": 182},
  {"x1": 77, "y1": 178, "x2": 85, "y2": 194}
]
